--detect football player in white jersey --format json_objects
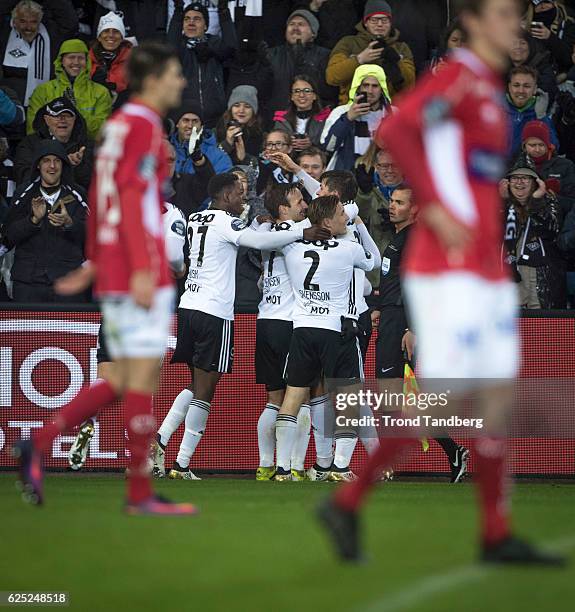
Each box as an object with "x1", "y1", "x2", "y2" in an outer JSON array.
[
  {"x1": 274, "y1": 195, "x2": 375, "y2": 481},
  {"x1": 152, "y1": 173, "x2": 330, "y2": 480},
  {"x1": 68, "y1": 142, "x2": 187, "y2": 472},
  {"x1": 255, "y1": 184, "x2": 311, "y2": 482},
  {"x1": 314, "y1": 172, "x2": 384, "y2": 482}
]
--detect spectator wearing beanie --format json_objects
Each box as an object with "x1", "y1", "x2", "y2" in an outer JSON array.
[
  {"x1": 216, "y1": 85, "x2": 264, "y2": 163},
  {"x1": 520, "y1": 119, "x2": 575, "y2": 215},
  {"x1": 293, "y1": 0, "x2": 358, "y2": 50},
  {"x1": 273, "y1": 73, "x2": 331, "y2": 150},
  {"x1": 167, "y1": 0, "x2": 237, "y2": 129},
  {"x1": 267, "y1": 9, "x2": 336, "y2": 119},
  {"x1": 525, "y1": 0, "x2": 575, "y2": 75},
  {"x1": 501, "y1": 159, "x2": 565, "y2": 309},
  {"x1": 3, "y1": 140, "x2": 88, "y2": 303},
  {"x1": 326, "y1": 0, "x2": 415, "y2": 104},
  {"x1": 89, "y1": 11, "x2": 132, "y2": 98},
  {"x1": 169, "y1": 100, "x2": 232, "y2": 196},
  {"x1": 26, "y1": 39, "x2": 112, "y2": 139}
]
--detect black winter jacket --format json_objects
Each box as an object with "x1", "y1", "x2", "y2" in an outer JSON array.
[
  {"x1": 167, "y1": 4, "x2": 237, "y2": 128},
  {"x1": 3, "y1": 141, "x2": 87, "y2": 285}
]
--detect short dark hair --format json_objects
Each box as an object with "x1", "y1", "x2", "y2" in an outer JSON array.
[
  {"x1": 308, "y1": 195, "x2": 340, "y2": 225},
  {"x1": 127, "y1": 41, "x2": 178, "y2": 94},
  {"x1": 320, "y1": 170, "x2": 358, "y2": 203},
  {"x1": 391, "y1": 184, "x2": 413, "y2": 201},
  {"x1": 508, "y1": 64, "x2": 538, "y2": 83},
  {"x1": 265, "y1": 183, "x2": 301, "y2": 219},
  {"x1": 208, "y1": 172, "x2": 238, "y2": 200},
  {"x1": 297, "y1": 146, "x2": 327, "y2": 166}
]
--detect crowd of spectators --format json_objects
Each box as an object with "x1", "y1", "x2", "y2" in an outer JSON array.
[{"x1": 1, "y1": 0, "x2": 575, "y2": 308}]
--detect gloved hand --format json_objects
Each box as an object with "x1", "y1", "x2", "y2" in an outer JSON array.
[
  {"x1": 355, "y1": 164, "x2": 374, "y2": 193},
  {"x1": 188, "y1": 126, "x2": 204, "y2": 162},
  {"x1": 377, "y1": 206, "x2": 393, "y2": 232},
  {"x1": 194, "y1": 42, "x2": 212, "y2": 63},
  {"x1": 381, "y1": 45, "x2": 401, "y2": 65},
  {"x1": 340, "y1": 316, "x2": 359, "y2": 342}
]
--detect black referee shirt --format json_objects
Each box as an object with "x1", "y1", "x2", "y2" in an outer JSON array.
[{"x1": 378, "y1": 224, "x2": 412, "y2": 308}]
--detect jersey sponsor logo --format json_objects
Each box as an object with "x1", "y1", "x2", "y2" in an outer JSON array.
[
  {"x1": 382, "y1": 257, "x2": 391, "y2": 275},
  {"x1": 298, "y1": 239, "x2": 339, "y2": 249},
  {"x1": 422, "y1": 97, "x2": 451, "y2": 125},
  {"x1": 265, "y1": 294, "x2": 282, "y2": 305},
  {"x1": 189, "y1": 212, "x2": 215, "y2": 224},
  {"x1": 231, "y1": 218, "x2": 247, "y2": 231},
  {"x1": 138, "y1": 154, "x2": 157, "y2": 180},
  {"x1": 273, "y1": 222, "x2": 291, "y2": 231},
  {"x1": 171, "y1": 220, "x2": 185, "y2": 236},
  {"x1": 468, "y1": 148, "x2": 506, "y2": 183},
  {"x1": 310, "y1": 305, "x2": 329, "y2": 314}
]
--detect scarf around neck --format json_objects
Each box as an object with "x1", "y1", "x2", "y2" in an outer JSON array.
[{"x1": 3, "y1": 23, "x2": 51, "y2": 104}]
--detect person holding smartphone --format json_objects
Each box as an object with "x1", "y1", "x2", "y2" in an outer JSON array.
[
  {"x1": 321, "y1": 64, "x2": 392, "y2": 171},
  {"x1": 527, "y1": 0, "x2": 575, "y2": 73},
  {"x1": 326, "y1": 0, "x2": 415, "y2": 104}
]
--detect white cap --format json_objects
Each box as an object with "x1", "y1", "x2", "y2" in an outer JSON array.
[{"x1": 97, "y1": 11, "x2": 126, "y2": 39}]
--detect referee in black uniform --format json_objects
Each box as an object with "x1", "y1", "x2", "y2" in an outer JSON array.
[{"x1": 371, "y1": 185, "x2": 469, "y2": 483}]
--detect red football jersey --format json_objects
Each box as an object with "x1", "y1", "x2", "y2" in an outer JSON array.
[
  {"x1": 87, "y1": 101, "x2": 172, "y2": 295},
  {"x1": 376, "y1": 49, "x2": 509, "y2": 281}
]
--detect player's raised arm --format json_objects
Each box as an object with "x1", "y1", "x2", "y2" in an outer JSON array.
[
  {"x1": 354, "y1": 216, "x2": 382, "y2": 269},
  {"x1": 351, "y1": 240, "x2": 375, "y2": 273}
]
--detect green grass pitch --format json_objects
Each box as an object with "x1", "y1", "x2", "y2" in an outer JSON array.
[{"x1": 0, "y1": 474, "x2": 573, "y2": 612}]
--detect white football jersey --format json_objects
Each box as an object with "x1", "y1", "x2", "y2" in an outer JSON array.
[
  {"x1": 180, "y1": 209, "x2": 304, "y2": 320},
  {"x1": 341, "y1": 209, "x2": 368, "y2": 318},
  {"x1": 258, "y1": 221, "x2": 296, "y2": 322},
  {"x1": 162, "y1": 202, "x2": 186, "y2": 272},
  {"x1": 179, "y1": 209, "x2": 248, "y2": 320},
  {"x1": 283, "y1": 238, "x2": 374, "y2": 332}
]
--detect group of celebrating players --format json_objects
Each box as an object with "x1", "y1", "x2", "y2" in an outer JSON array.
[{"x1": 13, "y1": 0, "x2": 567, "y2": 566}]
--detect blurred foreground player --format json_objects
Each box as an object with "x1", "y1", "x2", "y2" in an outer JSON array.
[
  {"x1": 67, "y1": 143, "x2": 187, "y2": 471},
  {"x1": 12, "y1": 42, "x2": 197, "y2": 516},
  {"x1": 317, "y1": 0, "x2": 565, "y2": 564}
]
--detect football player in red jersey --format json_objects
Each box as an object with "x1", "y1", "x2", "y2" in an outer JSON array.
[
  {"x1": 12, "y1": 42, "x2": 198, "y2": 516},
  {"x1": 317, "y1": 0, "x2": 565, "y2": 565}
]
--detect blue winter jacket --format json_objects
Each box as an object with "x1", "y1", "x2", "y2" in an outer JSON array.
[{"x1": 170, "y1": 129, "x2": 232, "y2": 177}]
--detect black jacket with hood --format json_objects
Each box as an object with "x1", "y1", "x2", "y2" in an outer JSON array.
[
  {"x1": 167, "y1": 3, "x2": 237, "y2": 128},
  {"x1": 3, "y1": 140, "x2": 87, "y2": 285},
  {"x1": 14, "y1": 101, "x2": 94, "y2": 190}
]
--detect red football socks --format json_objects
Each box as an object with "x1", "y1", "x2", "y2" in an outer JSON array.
[
  {"x1": 124, "y1": 391, "x2": 155, "y2": 504},
  {"x1": 335, "y1": 436, "x2": 417, "y2": 512},
  {"x1": 33, "y1": 379, "x2": 118, "y2": 452},
  {"x1": 473, "y1": 437, "x2": 511, "y2": 545}
]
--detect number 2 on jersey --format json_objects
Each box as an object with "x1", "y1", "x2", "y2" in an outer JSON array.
[{"x1": 304, "y1": 251, "x2": 320, "y2": 291}]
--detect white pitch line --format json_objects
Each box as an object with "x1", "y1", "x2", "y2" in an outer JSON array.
[{"x1": 358, "y1": 534, "x2": 575, "y2": 612}]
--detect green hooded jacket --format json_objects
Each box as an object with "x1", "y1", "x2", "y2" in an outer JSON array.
[
  {"x1": 326, "y1": 22, "x2": 415, "y2": 104},
  {"x1": 26, "y1": 39, "x2": 112, "y2": 139}
]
